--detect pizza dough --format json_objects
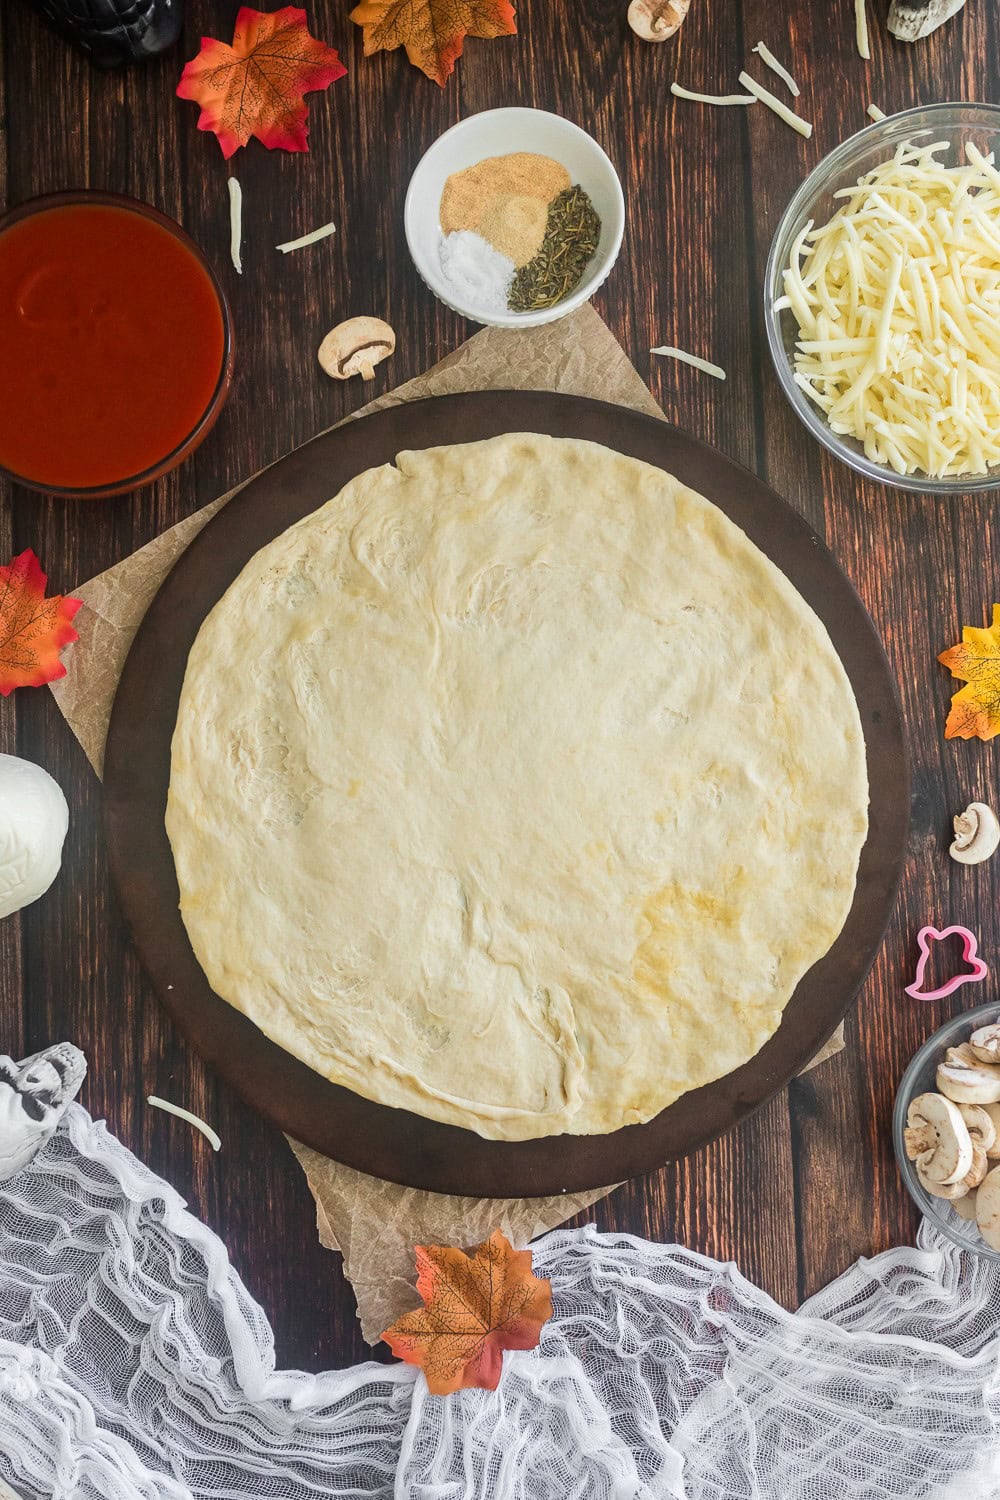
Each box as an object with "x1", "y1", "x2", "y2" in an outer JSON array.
[{"x1": 166, "y1": 434, "x2": 868, "y2": 1141}]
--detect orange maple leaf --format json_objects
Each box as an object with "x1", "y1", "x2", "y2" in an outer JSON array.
[
  {"x1": 176, "y1": 7, "x2": 347, "y2": 158},
  {"x1": 0, "y1": 551, "x2": 81, "y2": 697},
  {"x1": 350, "y1": 0, "x2": 517, "y2": 87},
  {"x1": 939, "y1": 604, "x2": 1000, "y2": 740},
  {"x1": 382, "y1": 1230, "x2": 552, "y2": 1394}
]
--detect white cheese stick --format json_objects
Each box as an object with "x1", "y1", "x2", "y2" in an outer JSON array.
[
  {"x1": 752, "y1": 42, "x2": 800, "y2": 96},
  {"x1": 671, "y1": 81, "x2": 755, "y2": 106},
  {"x1": 227, "y1": 176, "x2": 243, "y2": 275},
  {"x1": 738, "y1": 72, "x2": 814, "y2": 137},
  {"x1": 650, "y1": 345, "x2": 727, "y2": 380},
  {"x1": 148, "y1": 1096, "x2": 222, "y2": 1152},
  {"x1": 276, "y1": 221, "x2": 337, "y2": 254}
]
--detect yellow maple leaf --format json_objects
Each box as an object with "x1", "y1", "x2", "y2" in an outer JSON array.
[{"x1": 938, "y1": 604, "x2": 1000, "y2": 740}]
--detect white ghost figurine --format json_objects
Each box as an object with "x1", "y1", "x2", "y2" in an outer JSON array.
[
  {"x1": 0, "y1": 1044, "x2": 86, "y2": 1184},
  {"x1": 887, "y1": 0, "x2": 966, "y2": 40}
]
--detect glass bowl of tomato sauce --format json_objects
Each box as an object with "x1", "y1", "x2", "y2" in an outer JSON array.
[{"x1": 0, "y1": 191, "x2": 234, "y2": 498}]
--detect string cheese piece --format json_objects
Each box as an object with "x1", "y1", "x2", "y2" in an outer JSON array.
[
  {"x1": 275, "y1": 221, "x2": 337, "y2": 254},
  {"x1": 855, "y1": 0, "x2": 871, "y2": 59},
  {"x1": 227, "y1": 176, "x2": 242, "y2": 276},
  {"x1": 738, "y1": 72, "x2": 814, "y2": 137},
  {"x1": 752, "y1": 42, "x2": 800, "y2": 96},
  {"x1": 670, "y1": 81, "x2": 755, "y2": 106},
  {"x1": 148, "y1": 1096, "x2": 222, "y2": 1152},
  {"x1": 780, "y1": 137, "x2": 1000, "y2": 478},
  {"x1": 650, "y1": 345, "x2": 727, "y2": 380},
  {"x1": 868, "y1": 103, "x2": 887, "y2": 122}
]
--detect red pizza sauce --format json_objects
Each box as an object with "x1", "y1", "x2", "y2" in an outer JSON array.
[{"x1": 0, "y1": 201, "x2": 227, "y2": 491}]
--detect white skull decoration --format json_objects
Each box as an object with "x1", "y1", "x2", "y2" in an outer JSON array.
[{"x1": 0, "y1": 1044, "x2": 86, "y2": 1183}]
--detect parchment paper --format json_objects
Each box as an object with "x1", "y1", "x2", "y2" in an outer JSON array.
[{"x1": 49, "y1": 303, "x2": 844, "y2": 1342}]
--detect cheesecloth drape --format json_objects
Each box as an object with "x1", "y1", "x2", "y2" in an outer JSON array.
[{"x1": 1, "y1": 1103, "x2": 997, "y2": 1500}]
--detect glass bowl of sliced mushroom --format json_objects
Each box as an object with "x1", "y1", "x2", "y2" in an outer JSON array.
[{"x1": 894, "y1": 1001, "x2": 1000, "y2": 1258}]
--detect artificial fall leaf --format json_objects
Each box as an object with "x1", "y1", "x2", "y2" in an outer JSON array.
[
  {"x1": 382, "y1": 1230, "x2": 552, "y2": 1394},
  {"x1": 939, "y1": 604, "x2": 1000, "y2": 740},
  {"x1": 350, "y1": 0, "x2": 517, "y2": 87},
  {"x1": 0, "y1": 551, "x2": 81, "y2": 697},
  {"x1": 176, "y1": 7, "x2": 347, "y2": 159}
]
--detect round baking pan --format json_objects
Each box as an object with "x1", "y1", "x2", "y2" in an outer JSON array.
[{"x1": 104, "y1": 391, "x2": 909, "y2": 1196}]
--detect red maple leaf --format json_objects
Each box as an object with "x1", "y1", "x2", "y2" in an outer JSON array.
[
  {"x1": 176, "y1": 7, "x2": 347, "y2": 158},
  {"x1": 350, "y1": 0, "x2": 517, "y2": 87},
  {"x1": 382, "y1": 1230, "x2": 552, "y2": 1395},
  {"x1": 0, "y1": 551, "x2": 81, "y2": 696}
]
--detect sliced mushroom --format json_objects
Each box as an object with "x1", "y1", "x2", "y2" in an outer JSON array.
[
  {"x1": 958, "y1": 1101, "x2": 998, "y2": 1154},
  {"x1": 969, "y1": 1023, "x2": 1000, "y2": 1065},
  {"x1": 627, "y1": 0, "x2": 690, "y2": 41},
  {"x1": 918, "y1": 1138, "x2": 987, "y2": 1199},
  {"x1": 982, "y1": 1102, "x2": 1000, "y2": 1159},
  {"x1": 937, "y1": 1044, "x2": 1000, "y2": 1105},
  {"x1": 953, "y1": 1186, "x2": 979, "y2": 1220},
  {"x1": 976, "y1": 1163, "x2": 1000, "y2": 1249},
  {"x1": 318, "y1": 317, "x2": 395, "y2": 381},
  {"x1": 916, "y1": 1161, "x2": 972, "y2": 1199},
  {"x1": 904, "y1": 1092, "x2": 973, "y2": 1183},
  {"x1": 949, "y1": 802, "x2": 1000, "y2": 865},
  {"x1": 965, "y1": 1145, "x2": 990, "y2": 1190}
]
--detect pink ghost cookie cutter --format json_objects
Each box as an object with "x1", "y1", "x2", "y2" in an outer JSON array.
[{"x1": 905, "y1": 923, "x2": 989, "y2": 1002}]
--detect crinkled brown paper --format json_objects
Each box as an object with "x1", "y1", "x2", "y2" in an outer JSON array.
[{"x1": 49, "y1": 303, "x2": 843, "y2": 1342}]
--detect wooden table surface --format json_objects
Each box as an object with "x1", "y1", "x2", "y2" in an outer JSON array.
[{"x1": 1, "y1": 0, "x2": 997, "y2": 1370}]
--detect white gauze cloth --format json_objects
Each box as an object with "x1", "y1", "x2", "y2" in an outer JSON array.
[{"x1": 0, "y1": 1102, "x2": 998, "y2": 1499}]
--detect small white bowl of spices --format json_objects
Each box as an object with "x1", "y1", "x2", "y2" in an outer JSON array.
[{"x1": 405, "y1": 107, "x2": 625, "y2": 328}]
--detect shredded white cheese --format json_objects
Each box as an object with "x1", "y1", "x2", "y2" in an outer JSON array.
[
  {"x1": 752, "y1": 42, "x2": 800, "y2": 96},
  {"x1": 670, "y1": 81, "x2": 755, "y2": 106},
  {"x1": 867, "y1": 103, "x2": 887, "y2": 122},
  {"x1": 148, "y1": 1096, "x2": 222, "y2": 1152},
  {"x1": 650, "y1": 345, "x2": 727, "y2": 381},
  {"x1": 275, "y1": 221, "x2": 337, "y2": 254},
  {"x1": 227, "y1": 177, "x2": 242, "y2": 276},
  {"x1": 855, "y1": 0, "x2": 871, "y2": 59},
  {"x1": 738, "y1": 72, "x2": 813, "y2": 138},
  {"x1": 779, "y1": 138, "x2": 1000, "y2": 478}
]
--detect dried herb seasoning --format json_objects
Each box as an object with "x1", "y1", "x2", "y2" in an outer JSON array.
[{"x1": 508, "y1": 186, "x2": 602, "y2": 312}]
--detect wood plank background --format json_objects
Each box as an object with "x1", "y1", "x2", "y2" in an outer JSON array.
[{"x1": 1, "y1": 0, "x2": 997, "y2": 1369}]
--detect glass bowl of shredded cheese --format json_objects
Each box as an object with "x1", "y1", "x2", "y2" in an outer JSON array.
[{"x1": 765, "y1": 103, "x2": 1000, "y2": 491}]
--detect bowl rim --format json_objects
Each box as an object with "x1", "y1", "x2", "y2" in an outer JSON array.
[
  {"x1": 404, "y1": 106, "x2": 626, "y2": 329},
  {"x1": 764, "y1": 100, "x2": 1000, "y2": 494},
  {"x1": 0, "y1": 189, "x2": 235, "y2": 499},
  {"x1": 892, "y1": 997, "x2": 1000, "y2": 1260}
]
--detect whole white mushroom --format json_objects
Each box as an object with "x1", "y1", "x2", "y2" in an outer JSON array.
[{"x1": 0, "y1": 755, "x2": 68, "y2": 919}]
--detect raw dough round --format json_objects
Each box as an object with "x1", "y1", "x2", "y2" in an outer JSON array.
[{"x1": 167, "y1": 434, "x2": 868, "y2": 1141}]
